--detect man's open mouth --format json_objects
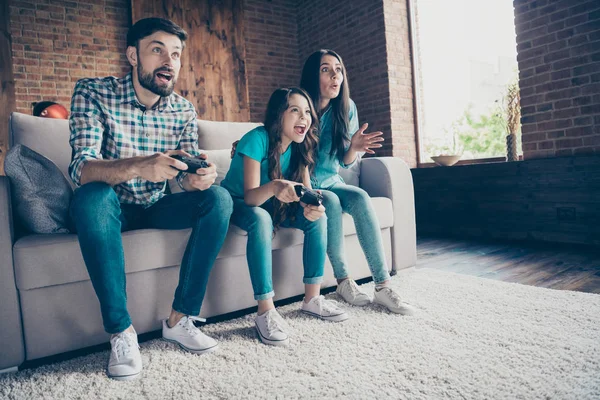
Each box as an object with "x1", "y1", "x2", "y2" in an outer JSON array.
[{"x1": 156, "y1": 72, "x2": 173, "y2": 83}]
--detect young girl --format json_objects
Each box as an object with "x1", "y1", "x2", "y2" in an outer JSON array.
[
  {"x1": 300, "y1": 49, "x2": 414, "y2": 315},
  {"x1": 221, "y1": 87, "x2": 348, "y2": 347}
]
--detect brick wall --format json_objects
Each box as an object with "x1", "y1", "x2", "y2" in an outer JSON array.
[
  {"x1": 243, "y1": 0, "x2": 301, "y2": 123},
  {"x1": 296, "y1": 0, "x2": 393, "y2": 155},
  {"x1": 384, "y1": 0, "x2": 417, "y2": 164},
  {"x1": 9, "y1": 0, "x2": 131, "y2": 114},
  {"x1": 412, "y1": 156, "x2": 600, "y2": 246},
  {"x1": 514, "y1": 0, "x2": 600, "y2": 159},
  {"x1": 7, "y1": 0, "x2": 416, "y2": 164}
]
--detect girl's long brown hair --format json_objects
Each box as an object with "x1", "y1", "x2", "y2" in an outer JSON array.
[
  {"x1": 300, "y1": 49, "x2": 351, "y2": 161},
  {"x1": 264, "y1": 87, "x2": 319, "y2": 228}
]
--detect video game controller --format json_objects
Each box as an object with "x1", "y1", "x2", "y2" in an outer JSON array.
[
  {"x1": 294, "y1": 185, "x2": 323, "y2": 206},
  {"x1": 171, "y1": 155, "x2": 209, "y2": 174}
]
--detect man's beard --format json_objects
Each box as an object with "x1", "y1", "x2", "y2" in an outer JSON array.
[{"x1": 137, "y1": 63, "x2": 177, "y2": 97}]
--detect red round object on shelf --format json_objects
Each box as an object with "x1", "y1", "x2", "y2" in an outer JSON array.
[{"x1": 40, "y1": 104, "x2": 69, "y2": 119}]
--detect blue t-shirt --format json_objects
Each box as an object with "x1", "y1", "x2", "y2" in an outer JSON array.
[
  {"x1": 221, "y1": 126, "x2": 293, "y2": 199},
  {"x1": 311, "y1": 98, "x2": 359, "y2": 189}
]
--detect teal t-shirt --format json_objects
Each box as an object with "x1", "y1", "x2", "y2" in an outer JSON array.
[
  {"x1": 311, "y1": 98, "x2": 359, "y2": 189},
  {"x1": 221, "y1": 126, "x2": 293, "y2": 199}
]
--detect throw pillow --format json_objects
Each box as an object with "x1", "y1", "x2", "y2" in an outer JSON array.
[{"x1": 4, "y1": 144, "x2": 72, "y2": 234}]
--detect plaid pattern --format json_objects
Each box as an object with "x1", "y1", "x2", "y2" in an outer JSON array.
[{"x1": 69, "y1": 73, "x2": 199, "y2": 207}]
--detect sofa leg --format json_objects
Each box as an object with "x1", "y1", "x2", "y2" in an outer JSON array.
[{"x1": 0, "y1": 366, "x2": 18, "y2": 374}]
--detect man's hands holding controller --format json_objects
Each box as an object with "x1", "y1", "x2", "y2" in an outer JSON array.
[
  {"x1": 134, "y1": 150, "x2": 217, "y2": 191},
  {"x1": 272, "y1": 180, "x2": 325, "y2": 222}
]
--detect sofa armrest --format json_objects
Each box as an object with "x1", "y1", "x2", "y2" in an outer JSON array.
[
  {"x1": 359, "y1": 157, "x2": 417, "y2": 272},
  {"x1": 0, "y1": 176, "x2": 25, "y2": 369}
]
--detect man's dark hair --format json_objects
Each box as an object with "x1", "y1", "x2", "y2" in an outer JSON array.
[{"x1": 127, "y1": 18, "x2": 188, "y2": 49}]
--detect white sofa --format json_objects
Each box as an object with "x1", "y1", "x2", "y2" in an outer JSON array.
[{"x1": 0, "y1": 112, "x2": 417, "y2": 371}]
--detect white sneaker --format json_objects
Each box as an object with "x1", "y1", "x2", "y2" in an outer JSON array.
[
  {"x1": 162, "y1": 316, "x2": 218, "y2": 355},
  {"x1": 336, "y1": 279, "x2": 372, "y2": 306},
  {"x1": 255, "y1": 309, "x2": 289, "y2": 346},
  {"x1": 373, "y1": 287, "x2": 415, "y2": 315},
  {"x1": 301, "y1": 295, "x2": 349, "y2": 322},
  {"x1": 107, "y1": 327, "x2": 142, "y2": 381}
]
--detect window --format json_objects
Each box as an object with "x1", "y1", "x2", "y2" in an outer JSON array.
[{"x1": 410, "y1": 0, "x2": 521, "y2": 164}]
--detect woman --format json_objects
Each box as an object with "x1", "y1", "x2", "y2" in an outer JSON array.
[{"x1": 299, "y1": 49, "x2": 414, "y2": 315}]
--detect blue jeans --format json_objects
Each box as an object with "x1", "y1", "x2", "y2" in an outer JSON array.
[
  {"x1": 319, "y1": 183, "x2": 390, "y2": 284},
  {"x1": 230, "y1": 198, "x2": 327, "y2": 300},
  {"x1": 69, "y1": 182, "x2": 233, "y2": 334}
]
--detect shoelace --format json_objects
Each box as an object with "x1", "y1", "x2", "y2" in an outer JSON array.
[
  {"x1": 345, "y1": 280, "x2": 364, "y2": 298},
  {"x1": 181, "y1": 316, "x2": 206, "y2": 337},
  {"x1": 265, "y1": 311, "x2": 289, "y2": 335},
  {"x1": 380, "y1": 287, "x2": 403, "y2": 305},
  {"x1": 112, "y1": 332, "x2": 136, "y2": 360},
  {"x1": 318, "y1": 296, "x2": 344, "y2": 314}
]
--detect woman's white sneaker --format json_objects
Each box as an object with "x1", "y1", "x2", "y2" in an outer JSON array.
[
  {"x1": 373, "y1": 287, "x2": 415, "y2": 315},
  {"x1": 301, "y1": 295, "x2": 349, "y2": 322},
  {"x1": 107, "y1": 328, "x2": 142, "y2": 381},
  {"x1": 255, "y1": 309, "x2": 289, "y2": 346},
  {"x1": 336, "y1": 279, "x2": 372, "y2": 306},
  {"x1": 162, "y1": 316, "x2": 218, "y2": 354}
]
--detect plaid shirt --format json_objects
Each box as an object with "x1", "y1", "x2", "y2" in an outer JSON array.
[{"x1": 69, "y1": 73, "x2": 199, "y2": 207}]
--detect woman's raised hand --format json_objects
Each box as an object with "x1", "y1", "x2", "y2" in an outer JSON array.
[
  {"x1": 349, "y1": 123, "x2": 384, "y2": 154},
  {"x1": 272, "y1": 179, "x2": 301, "y2": 203}
]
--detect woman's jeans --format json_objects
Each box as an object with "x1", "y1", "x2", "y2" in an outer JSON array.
[
  {"x1": 69, "y1": 182, "x2": 233, "y2": 334},
  {"x1": 320, "y1": 182, "x2": 390, "y2": 284},
  {"x1": 230, "y1": 198, "x2": 327, "y2": 300}
]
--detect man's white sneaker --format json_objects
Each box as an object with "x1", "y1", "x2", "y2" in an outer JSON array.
[
  {"x1": 373, "y1": 287, "x2": 415, "y2": 315},
  {"x1": 301, "y1": 295, "x2": 349, "y2": 322},
  {"x1": 162, "y1": 316, "x2": 218, "y2": 355},
  {"x1": 107, "y1": 328, "x2": 142, "y2": 381},
  {"x1": 336, "y1": 279, "x2": 372, "y2": 306},
  {"x1": 255, "y1": 309, "x2": 289, "y2": 346}
]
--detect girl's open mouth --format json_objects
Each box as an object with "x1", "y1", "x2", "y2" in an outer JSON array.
[{"x1": 294, "y1": 125, "x2": 307, "y2": 135}]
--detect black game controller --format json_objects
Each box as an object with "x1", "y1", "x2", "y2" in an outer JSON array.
[
  {"x1": 294, "y1": 185, "x2": 323, "y2": 206},
  {"x1": 171, "y1": 155, "x2": 209, "y2": 174}
]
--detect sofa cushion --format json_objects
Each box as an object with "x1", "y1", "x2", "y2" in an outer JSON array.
[
  {"x1": 4, "y1": 145, "x2": 73, "y2": 234},
  {"x1": 13, "y1": 197, "x2": 393, "y2": 291},
  {"x1": 9, "y1": 112, "x2": 72, "y2": 185},
  {"x1": 197, "y1": 119, "x2": 261, "y2": 150}
]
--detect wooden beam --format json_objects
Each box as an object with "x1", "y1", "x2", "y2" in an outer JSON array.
[
  {"x1": 131, "y1": 0, "x2": 249, "y2": 122},
  {"x1": 0, "y1": 1, "x2": 16, "y2": 175}
]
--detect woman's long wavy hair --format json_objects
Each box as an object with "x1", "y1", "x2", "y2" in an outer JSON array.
[
  {"x1": 264, "y1": 87, "x2": 319, "y2": 229},
  {"x1": 300, "y1": 49, "x2": 351, "y2": 160}
]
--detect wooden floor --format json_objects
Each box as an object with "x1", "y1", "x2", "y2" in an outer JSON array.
[{"x1": 416, "y1": 236, "x2": 600, "y2": 294}]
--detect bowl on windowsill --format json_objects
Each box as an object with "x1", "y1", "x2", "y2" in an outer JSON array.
[{"x1": 430, "y1": 154, "x2": 461, "y2": 167}]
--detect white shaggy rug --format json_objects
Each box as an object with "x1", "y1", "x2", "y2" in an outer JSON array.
[{"x1": 1, "y1": 268, "x2": 599, "y2": 400}]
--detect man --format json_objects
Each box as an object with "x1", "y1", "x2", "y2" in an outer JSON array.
[{"x1": 68, "y1": 17, "x2": 233, "y2": 381}]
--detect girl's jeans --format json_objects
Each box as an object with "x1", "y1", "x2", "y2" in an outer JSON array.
[{"x1": 230, "y1": 198, "x2": 327, "y2": 300}]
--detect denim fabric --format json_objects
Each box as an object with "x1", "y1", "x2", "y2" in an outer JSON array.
[
  {"x1": 230, "y1": 198, "x2": 326, "y2": 300},
  {"x1": 69, "y1": 182, "x2": 233, "y2": 334},
  {"x1": 320, "y1": 183, "x2": 390, "y2": 284}
]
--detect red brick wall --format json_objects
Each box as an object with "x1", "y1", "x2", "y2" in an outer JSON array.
[
  {"x1": 296, "y1": 0, "x2": 416, "y2": 166},
  {"x1": 384, "y1": 0, "x2": 417, "y2": 164},
  {"x1": 9, "y1": 0, "x2": 131, "y2": 114},
  {"x1": 514, "y1": 0, "x2": 600, "y2": 159},
  {"x1": 297, "y1": 0, "x2": 392, "y2": 157},
  {"x1": 243, "y1": 0, "x2": 301, "y2": 123}
]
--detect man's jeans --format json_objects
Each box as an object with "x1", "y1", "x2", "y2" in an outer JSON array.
[
  {"x1": 69, "y1": 182, "x2": 233, "y2": 334},
  {"x1": 320, "y1": 183, "x2": 391, "y2": 284},
  {"x1": 230, "y1": 198, "x2": 327, "y2": 300}
]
